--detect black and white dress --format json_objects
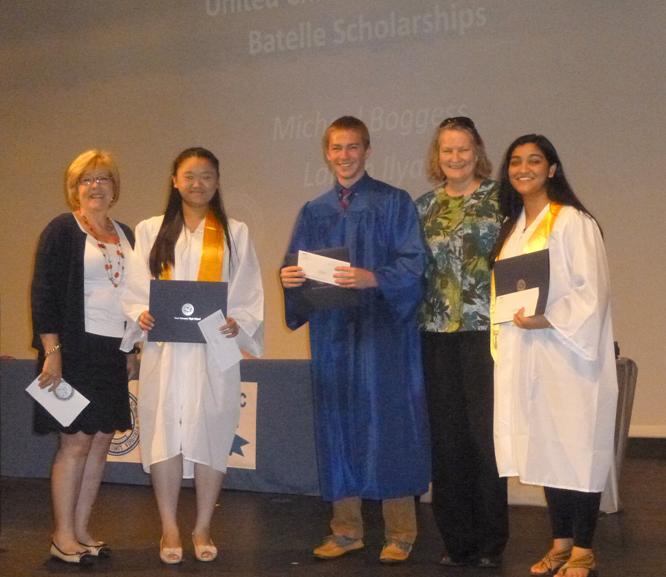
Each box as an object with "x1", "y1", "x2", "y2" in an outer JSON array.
[{"x1": 31, "y1": 213, "x2": 134, "y2": 434}]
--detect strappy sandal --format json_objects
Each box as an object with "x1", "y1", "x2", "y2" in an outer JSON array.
[
  {"x1": 555, "y1": 551, "x2": 597, "y2": 577},
  {"x1": 530, "y1": 547, "x2": 573, "y2": 575}
]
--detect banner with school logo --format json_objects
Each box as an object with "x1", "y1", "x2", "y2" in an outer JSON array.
[
  {"x1": 107, "y1": 379, "x2": 141, "y2": 463},
  {"x1": 107, "y1": 380, "x2": 257, "y2": 470},
  {"x1": 228, "y1": 381, "x2": 257, "y2": 470}
]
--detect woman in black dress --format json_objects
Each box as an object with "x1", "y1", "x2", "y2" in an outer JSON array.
[{"x1": 31, "y1": 150, "x2": 136, "y2": 564}]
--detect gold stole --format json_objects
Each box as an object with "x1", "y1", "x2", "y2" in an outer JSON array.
[
  {"x1": 490, "y1": 203, "x2": 561, "y2": 360},
  {"x1": 160, "y1": 211, "x2": 225, "y2": 281}
]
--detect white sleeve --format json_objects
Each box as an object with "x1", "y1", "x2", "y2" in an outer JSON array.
[
  {"x1": 227, "y1": 220, "x2": 264, "y2": 358},
  {"x1": 544, "y1": 211, "x2": 611, "y2": 361},
  {"x1": 121, "y1": 219, "x2": 155, "y2": 332}
]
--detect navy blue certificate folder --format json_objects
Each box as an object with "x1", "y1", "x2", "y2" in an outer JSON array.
[
  {"x1": 494, "y1": 248, "x2": 550, "y2": 316},
  {"x1": 284, "y1": 247, "x2": 360, "y2": 312},
  {"x1": 148, "y1": 280, "x2": 228, "y2": 343}
]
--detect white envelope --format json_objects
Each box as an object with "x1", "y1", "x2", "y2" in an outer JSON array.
[
  {"x1": 25, "y1": 377, "x2": 90, "y2": 427},
  {"x1": 297, "y1": 250, "x2": 349, "y2": 285},
  {"x1": 198, "y1": 309, "x2": 243, "y2": 372},
  {"x1": 494, "y1": 287, "x2": 540, "y2": 324}
]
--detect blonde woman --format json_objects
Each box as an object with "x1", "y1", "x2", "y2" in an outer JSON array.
[{"x1": 31, "y1": 150, "x2": 135, "y2": 564}]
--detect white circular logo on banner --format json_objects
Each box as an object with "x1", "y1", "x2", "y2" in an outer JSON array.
[{"x1": 182, "y1": 303, "x2": 194, "y2": 316}]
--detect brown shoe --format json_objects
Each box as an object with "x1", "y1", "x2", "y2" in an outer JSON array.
[
  {"x1": 379, "y1": 540, "x2": 412, "y2": 564},
  {"x1": 313, "y1": 535, "x2": 364, "y2": 559},
  {"x1": 531, "y1": 547, "x2": 572, "y2": 575},
  {"x1": 555, "y1": 551, "x2": 596, "y2": 577}
]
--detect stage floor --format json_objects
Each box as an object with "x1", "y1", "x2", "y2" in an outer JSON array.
[{"x1": 1, "y1": 450, "x2": 664, "y2": 577}]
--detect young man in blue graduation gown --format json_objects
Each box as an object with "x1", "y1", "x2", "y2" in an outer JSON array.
[{"x1": 280, "y1": 116, "x2": 430, "y2": 564}]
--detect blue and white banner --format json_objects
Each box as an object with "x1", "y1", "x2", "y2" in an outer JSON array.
[
  {"x1": 228, "y1": 381, "x2": 257, "y2": 470},
  {"x1": 107, "y1": 380, "x2": 258, "y2": 470},
  {"x1": 107, "y1": 379, "x2": 141, "y2": 463}
]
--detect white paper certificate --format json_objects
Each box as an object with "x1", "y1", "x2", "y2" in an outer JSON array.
[
  {"x1": 25, "y1": 378, "x2": 90, "y2": 427},
  {"x1": 198, "y1": 309, "x2": 243, "y2": 372},
  {"x1": 494, "y1": 287, "x2": 540, "y2": 324},
  {"x1": 298, "y1": 250, "x2": 349, "y2": 285}
]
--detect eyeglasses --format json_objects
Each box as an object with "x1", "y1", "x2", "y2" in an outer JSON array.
[
  {"x1": 439, "y1": 116, "x2": 476, "y2": 130},
  {"x1": 79, "y1": 176, "x2": 113, "y2": 187}
]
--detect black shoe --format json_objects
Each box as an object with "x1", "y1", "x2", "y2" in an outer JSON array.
[
  {"x1": 79, "y1": 541, "x2": 111, "y2": 558},
  {"x1": 440, "y1": 554, "x2": 475, "y2": 567},
  {"x1": 477, "y1": 556, "x2": 502, "y2": 568},
  {"x1": 50, "y1": 542, "x2": 95, "y2": 565}
]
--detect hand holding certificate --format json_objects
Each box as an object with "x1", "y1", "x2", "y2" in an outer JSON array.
[
  {"x1": 148, "y1": 280, "x2": 228, "y2": 343},
  {"x1": 493, "y1": 249, "x2": 550, "y2": 324}
]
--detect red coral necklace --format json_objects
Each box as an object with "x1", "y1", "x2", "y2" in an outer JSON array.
[{"x1": 78, "y1": 212, "x2": 125, "y2": 288}]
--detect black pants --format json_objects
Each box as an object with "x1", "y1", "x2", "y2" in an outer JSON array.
[
  {"x1": 545, "y1": 487, "x2": 601, "y2": 549},
  {"x1": 422, "y1": 331, "x2": 508, "y2": 560}
]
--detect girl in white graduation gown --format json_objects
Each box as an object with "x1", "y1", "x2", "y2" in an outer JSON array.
[
  {"x1": 490, "y1": 135, "x2": 617, "y2": 577},
  {"x1": 122, "y1": 147, "x2": 264, "y2": 564}
]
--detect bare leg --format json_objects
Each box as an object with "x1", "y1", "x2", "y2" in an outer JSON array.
[
  {"x1": 192, "y1": 462, "x2": 224, "y2": 548},
  {"x1": 74, "y1": 431, "x2": 114, "y2": 544},
  {"x1": 51, "y1": 432, "x2": 94, "y2": 552},
  {"x1": 150, "y1": 455, "x2": 184, "y2": 549}
]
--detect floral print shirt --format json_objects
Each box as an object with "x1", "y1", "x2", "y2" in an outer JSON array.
[{"x1": 415, "y1": 179, "x2": 502, "y2": 333}]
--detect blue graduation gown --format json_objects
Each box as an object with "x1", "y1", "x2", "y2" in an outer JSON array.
[{"x1": 284, "y1": 173, "x2": 431, "y2": 501}]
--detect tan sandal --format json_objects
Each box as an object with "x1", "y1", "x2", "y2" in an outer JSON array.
[
  {"x1": 159, "y1": 537, "x2": 183, "y2": 564},
  {"x1": 530, "y1": 547, "x2": 573, "y2": 575},
  {"x1": 555, "y1": 551, "x2": 596, "y2": 577},
  {"x1": 192, "y1": 535, "x2": 218, "y2": 562}
]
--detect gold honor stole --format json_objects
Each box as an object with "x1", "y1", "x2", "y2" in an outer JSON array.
[
  {"x1": 160, "y1": 212, "x2": 225, "y2": 282},
  {"x1": 490, "y1": 203, "x2": 562, "y2": 360}
]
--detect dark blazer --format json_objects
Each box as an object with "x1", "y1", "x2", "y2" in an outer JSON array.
[{"x1": 31, "y1": 212, "x2": 135, "y2": 369}]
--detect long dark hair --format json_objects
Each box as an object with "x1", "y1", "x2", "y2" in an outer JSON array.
[
  {"x1": 149, "y1": 147, "x2": 234, "y2": 278},
  {"x1": 489, "y1": 134, "x2": 597, "y2": 264}
]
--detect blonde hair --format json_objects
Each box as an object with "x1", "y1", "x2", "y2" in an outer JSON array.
[
  {"x1": 426, "y1": 121, "x2": 492, "y2": 185},
  {"x1": 321, "y1": 116, "x2": 371, "y2": 161},
  {"x1": 64, "y1": 149, "x2": 120, "y2": 210}
]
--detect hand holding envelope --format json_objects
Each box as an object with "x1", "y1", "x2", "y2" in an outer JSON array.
[
  {"x1": 298, "y1": 250, "x2": 350, "y2": 285},
  {"x1": 494, "y1": 288, "x2": 540, "y2": 324},
  {"x1": 298, "y1": 250, "x2": 378, "y2": 289},
  {"x1": 282, "y1": 248, "x2": 361, "y2": 311},
  {"x1": 26, "y1": 377, "x2": 90, "y2": 427},
  {"x1": 198, "y1": 310, "x2": 242, "y2": 372}
]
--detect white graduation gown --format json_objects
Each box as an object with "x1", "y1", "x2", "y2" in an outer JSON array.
[
  {"x1": 494, "y1": 205, "x2": 618, "y2": 492},
  {"x1": 122, "y1": 215, "x2": 264, "y2": 477}
]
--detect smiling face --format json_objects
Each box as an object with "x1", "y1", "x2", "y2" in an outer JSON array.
[
  {"x1": 77, "y1": 166, "x2": 116, "y2": 214},
  {"x1": 508, "y1": 142, "x2": 557, "y2": 201},
  {"x1": 172, "y1": 156, "x2": 219, "y2": 210},
  {"x1": 438, "y1": 128, "x2": 478, "y2": 186},
  {"x1": 325, "y1": 128, "x2": 370, "y2": 188}
]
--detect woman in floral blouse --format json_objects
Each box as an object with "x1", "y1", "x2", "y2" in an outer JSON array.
[{"x1": 416, "y1": 117, "x2": 507, "y2": 568}]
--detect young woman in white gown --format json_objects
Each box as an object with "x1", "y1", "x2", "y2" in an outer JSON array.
[
  {"x1": 122, "y1": 147, "x2": 264, "y2": 564},
  {"x1": 490, "y1": 135, "x2": 617, "y2": 577}
]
